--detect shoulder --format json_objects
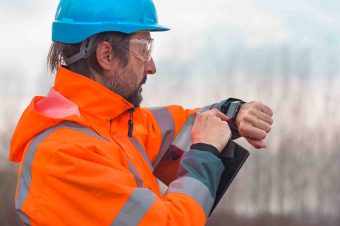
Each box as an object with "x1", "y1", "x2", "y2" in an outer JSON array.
[{"x1": 31, "y1": 124, "x2": 123, "y2": 165}]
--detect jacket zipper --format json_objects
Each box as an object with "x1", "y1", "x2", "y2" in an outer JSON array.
[{"x1": 128, "y1": 108, "x2": 135, "y2": 137}]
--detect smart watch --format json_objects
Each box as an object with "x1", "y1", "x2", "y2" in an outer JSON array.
[{"x1": 226, "y1": 101, "x2": 242, "y2": 120}]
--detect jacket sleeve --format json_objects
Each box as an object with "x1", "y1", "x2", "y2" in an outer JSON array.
[
  {"x1": 36, "y1": 141, "x2": 224, "y2": 226},
  {"x1": 145, "y1": 100, "x2": 242, "y2": 185}
]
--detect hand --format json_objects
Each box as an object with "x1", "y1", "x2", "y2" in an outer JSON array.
[
  {"x1": 235, "y1": 101, "x2": 273, "y2": 149},
  {"x1": 191, "y1": 109, "x2": 231, "y2": 152}
]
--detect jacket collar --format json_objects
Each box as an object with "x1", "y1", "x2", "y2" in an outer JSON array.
[{"x1": 54, "y1": 67, "x2": 134, "y2": 122}]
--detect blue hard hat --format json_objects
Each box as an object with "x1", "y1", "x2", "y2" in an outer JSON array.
[{"x1": 52, "y1": 0, "x2": 170, "y2": 44}]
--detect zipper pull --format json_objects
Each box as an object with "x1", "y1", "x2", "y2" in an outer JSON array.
[{"x1": 128, "y1": 108, "x2": 135, "y2": 137}]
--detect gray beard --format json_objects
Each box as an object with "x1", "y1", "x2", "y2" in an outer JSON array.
[
  {"x1": 104, "y1": 71, "x2": 146, "y2": 107},
  {"x1": 126, "y1": 87, "x2": 143, "y2": 107}
]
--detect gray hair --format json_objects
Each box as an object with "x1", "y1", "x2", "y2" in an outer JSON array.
[{"x1": 47, "y1": 32, "x2": 131, "y2": 79}]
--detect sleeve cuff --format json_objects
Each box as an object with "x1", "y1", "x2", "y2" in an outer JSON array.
[{"x1": 190, "y1": 143, "x2": 220, "y2": 157}]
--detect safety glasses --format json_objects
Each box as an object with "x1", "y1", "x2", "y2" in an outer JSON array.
[{"x1": 123, "y1": 38, "x2": 154, "y2": 62}]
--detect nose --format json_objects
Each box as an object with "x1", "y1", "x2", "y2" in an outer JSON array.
[{"x1": 144, "y1": 58, "x2": 156, "y2": 75}]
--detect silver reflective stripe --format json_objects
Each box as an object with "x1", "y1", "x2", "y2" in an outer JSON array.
[
  {"x1": 17, "y1": 210, "x2": 30, "y2": 225},
  {"x1": 129, "y1": 137, "x2": 153, "y2": 171},
  {"x1": 197, "y1": 104, "x2": 212, "y2": 113},
  {"x1": 127, "y1": 159, "x2": 144, "y2": 187},
  {"x1": 58, "y1": 121, "x2": 109, "y2": 142},
  {"x1": 171, "y1": 115, "x2": 195, "y2": 153},
  {"x1": 171, "y1": 104, "x2": 212, "y2": 153},
  {"x1": 148, "y1": 108, "x2": 175, "y2": 169},
  {"x1": 166, "y1": 176, "x2": 214, "y2": 217},
  {"x1": 15, "y1": 121, "x2": 108, "y2": 224},
  {"x1": 111, "y1": 188, "x2": 157, "y2": 226},
  {"x1": 16, "y1": 124, "x2": 63, "y2": 225}
]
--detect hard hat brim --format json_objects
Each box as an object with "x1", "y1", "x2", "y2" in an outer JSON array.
[{"x1": 52, "y1": 21, "x2": 170, "y2": 44}]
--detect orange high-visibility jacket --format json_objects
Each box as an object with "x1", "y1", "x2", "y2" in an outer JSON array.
[{"x1": 9, "y1": 67, "x2": 225, "y2": 226}]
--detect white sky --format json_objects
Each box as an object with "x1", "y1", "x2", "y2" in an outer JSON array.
[
  {"x1": 1, "y1": 0, "x2": 339, "y2": 72},
  {"x1": 0, "y1": 0, "x2": 339, "y2": 128}
]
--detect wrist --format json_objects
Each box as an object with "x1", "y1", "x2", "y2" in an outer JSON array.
[
  {"x1": 221, "y1": 99, "x2": 245, "y2": 139},
  {"x1": 225, "y1": 100, "x2": 244, "y2": 121},
  {"x1": 190, "y1": 143, "x2": 221, "y2": 157}
]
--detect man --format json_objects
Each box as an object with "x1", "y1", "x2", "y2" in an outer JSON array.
[{"x1": 9, "y1": 0, "x2": 273, "y2": 225}]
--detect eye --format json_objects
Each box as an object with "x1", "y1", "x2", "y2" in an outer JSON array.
[{"x1": 140, "y1": 43, "x2": 149, "y2": 57}]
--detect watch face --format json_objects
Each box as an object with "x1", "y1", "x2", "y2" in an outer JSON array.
[{"x1": 226, "y1": 101, "x2": 241, "y2": 120}]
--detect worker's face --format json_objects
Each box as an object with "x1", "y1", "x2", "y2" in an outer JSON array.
[{"x1": 104, "y1": 31, "x2": 156, "y2": 107}]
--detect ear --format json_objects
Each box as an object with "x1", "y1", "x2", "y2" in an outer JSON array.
[{"x1": 96, "y1": 41, "x2": 115, "y2": 71}]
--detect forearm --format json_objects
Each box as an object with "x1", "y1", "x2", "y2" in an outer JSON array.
[{"x1": 163, "y1": 144, "x2": 224, "y2": 224}]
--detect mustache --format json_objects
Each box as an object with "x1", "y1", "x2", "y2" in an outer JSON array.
[{"x1": 139, "y1": 75, "x2": 147, "y2": 86}]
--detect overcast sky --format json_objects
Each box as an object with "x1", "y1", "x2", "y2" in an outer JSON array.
[
  {"x1": 1, "y1": 0, "x2": 339, "y2": 72},
  {"x1": 0, "y1": 0, "x2": 339, "y2": 118}
]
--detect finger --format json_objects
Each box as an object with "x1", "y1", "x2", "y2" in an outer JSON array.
[
  {"x1": 240, "y1": 124, "x2": 267, "y2": 140},
  {"x1": 241, "y1": 114, "x2": 271, "y2": 132},
  {"x1": 250, "y1": 116, "x2": 271, "y2": 133},
  {"x1": 245, "y1": 137, "x2": 267, "y2": 149},
  {"x1": 255, "y1": 111, "x2": 273, "y2": 125},
  {"x1": 260, "y1": 104, "x2": 274, "y2": 116},
  {"x1": 213, "y1": 109, "x2": 230, "y2": 122}
]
